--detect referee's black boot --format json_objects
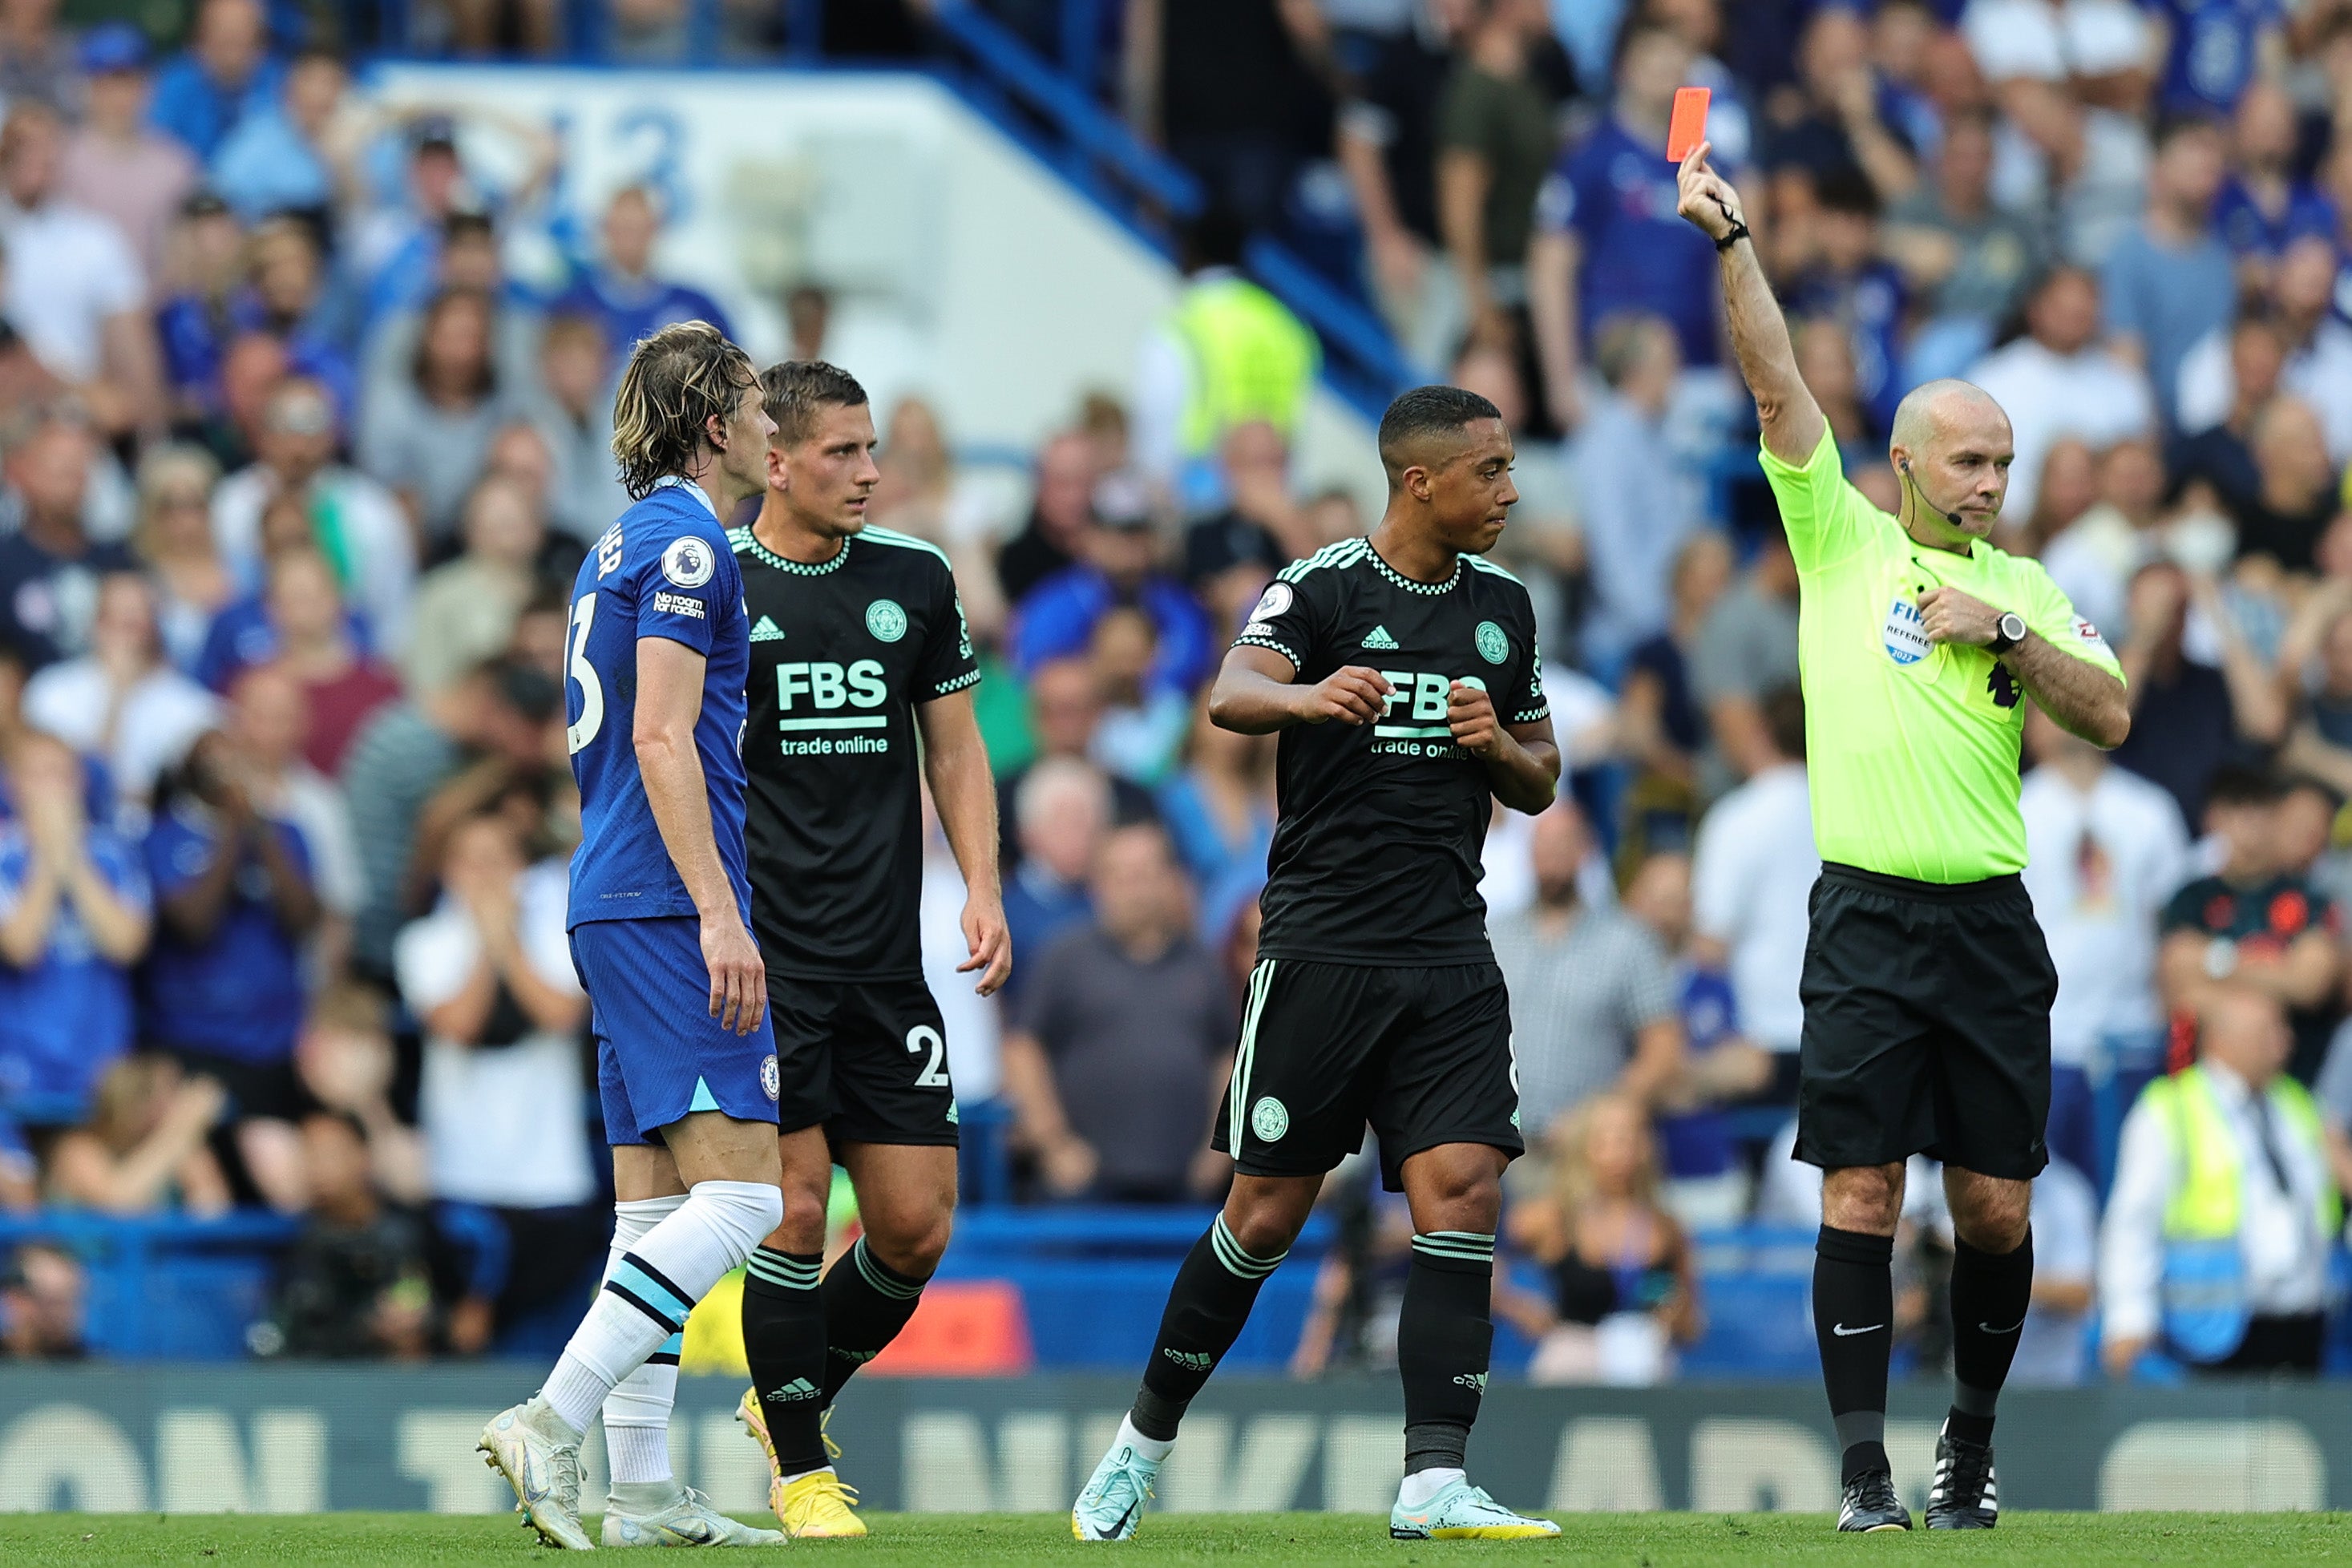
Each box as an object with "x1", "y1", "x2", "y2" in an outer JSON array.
[
  {"x1": 1837, "y1": 1469, "x2": 1912, "y2": 1533},
  {"x1": 1924, "y1": 1424, "x2": 1998, "y2": 1530}
]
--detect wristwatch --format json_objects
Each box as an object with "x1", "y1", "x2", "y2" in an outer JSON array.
[{"x1": 1988, "y1": 611, "x2": 2027, "y2": 656}]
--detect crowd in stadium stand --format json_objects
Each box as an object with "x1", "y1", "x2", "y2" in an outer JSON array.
[{"x1": 3, "y1": 0, "x2": 2352, "y2": 1384}]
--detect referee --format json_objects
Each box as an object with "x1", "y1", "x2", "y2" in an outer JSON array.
[{"x1": 1676, "y1": 145, "x2": 2130, "y2": 1533}]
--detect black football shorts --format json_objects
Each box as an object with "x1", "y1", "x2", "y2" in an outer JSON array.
[
  {"x1": 1796, "y1": 863, "x2": 2056, "y2": 1180},
  {"x1": 766, "y1": 973, "x2": 960, "y2": 1148},
  {"x1": 1210, "y1": 957, "x2": 1524, "y2": 1191}
]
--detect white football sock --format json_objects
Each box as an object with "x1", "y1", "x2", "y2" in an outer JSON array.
[
  {"x1": 601, "y1": 1195, "x2": 688, "y2": 1487},
  {"x1": 1117, "y1": 1414, "x2": 1174, "y2": 1463},
  {"x1": 1397, "y1": 1467, "x2": 1465, "y2": 1509},
  {"x1": 543, "y1": 1178, "x2": 782, "y2": 1433}
]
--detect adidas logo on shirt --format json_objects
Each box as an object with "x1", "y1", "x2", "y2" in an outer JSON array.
[
  {"x1": 1362, "y1": 625, "x2": 1400, "y2": 650},
  {"x1": 750, "y1": 616, "x2": 786, "y2": 642}
]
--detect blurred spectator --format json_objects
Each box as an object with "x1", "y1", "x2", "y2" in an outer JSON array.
[
  {"x1": 1530, "y1": 18, "x2": 1717, "y2": 430},
  {"x1": 296, "y1": 982, "x2": 426, "y2": 1204},
  {"x1": 2021, "y1": 434, "x2": 2100, "y2": 555},
  {"x1": 2282, "y1": 593, "x2": 2352, "y2": 799},
  {"x1": 2169, "y1": 314, "x2": 2282, "y2": 514},
  {"x1": 1968, "y1": 266, "x2": 2155, "y2": 522},
  {"x1": 215, "y1": 377, "x2": 416, "y2": 653},
  {"x1": 142, "y1": 729, "x2": 323, "y2": 1212},
  {"x1": 1012, "y1": 481, "x2": 1214, "y2": 691},
  {"x1": 1762, "y1": 5, "x2": 1919, "y2": 199},
  {"x1": 406, "y1": 476, "x2": 542, "y2": 697},
  {"x1": 0, "y1": 1107, "x2": 32, "y2": 1210},
  {"x1": 1086, "y1": 604, "x2": 1190, "y2": 784},
  {"x1": 1614, "y1": 532, "x2": 1730, "y2": 868},
  {"x1": 2155, "y1": 0, "x2": 2283, "y2": 118},
  {"x1": 270, "y1": 1110, "x2": 434, "y2": 1358},
  {"x1": 2100, "y1": 114, "x2": 2233, "y2": 426},
  {"x1": 1157, "y1": 693, "x2": 1276, "y2": 939},
  {"x1": 1433, "y1": 0, "x2": 1566, "y2": 361},
  {"x1": 2010, "y1": 1155, "x2": 2099, "y2": 1386},
  {"x1": 2213, "y1": 81, "x2": 2330, "y2": 281},
  {"x1": 1182, "y1": 420, "x2": 1299, "y2": 628},
  {"x1": 1002, "y1": 821, "x2": 1232, "y2": 1202},
  {"x1": 256, "y1": 548, "x2": 401, "y2": 775},
  {"x1": 1497, "y1": 1093, "x2": 1699, "y2": 1385},
  {"x1": 0, "y1": 1242, "x2": 84, "y2": 1357},
  {"x1": 2020, "y1": 706, "x2": 2190, "y2": 1178},
  {"x1": 1688, "y1": 687, "x2": 1813, "y2": 1089},
  {"x1": 2233, "y1": 394, "x2": 2336, "y2": 572},
  {"x1": 1129, "y1": 0, "x2": 1332, "y2": 235},
  {"x1": 526, "y1": 312, "x2": 624, "y2": 546},
  {"x1": 1335, "y1": 0, "x2": 1472, "y2": 368},
  {"x1": 148, "y1": 0, "x2": 283, "y2": 162},
  {"x1": 1885, "y1": 107, "x2": 2047, "y2": 386},
  {"x1": 236, "y1": 219, "x2": 357, "y2": 422},
  {"x1": 1986, "y1": 76, "x2": 2152, "y2": 268},
  {"x1": 1491, "y1": 801, "x2": 1681, "y2": 1142},
  {"x1": 58, "y1": 26, "x2": 196, "y2": 289},
  {"x1": 0, "y1": 0, "x2": 79, "y2": 114},
  {"x1": 341, "y1": 657, "x2": 557, "y2": 978},
  {"x1": 996, "y1": 431, "x2": 1098, "y2": 604},
  {"x1": 1000, "y1": 755, "x2": 1109, "y2": 992},
  {"x1": 360, "y1": 286, "x2": 511, "y2": 547},
  {"x1": 0, "y1": 103, "x2": 160, "y2": 431},
  {"x1": 365, "y1": 210, "x2": 543, "y2": 398},
  {"x1": 1571, "y1": 313, "x2": 1704, "y2": 665},
  {"x1": 46, "y1": 1053, "x2": 231, "y2": 1215},
  {"x1": 2041, "y1": 436, "x2": 2164, "y2": 638},
  {"x1": 2180, "y1": 238, "x2": 2352, "y2": 464},
  {"x1": 1689, "y1": 518, "x2": 1798, "y2": 787},
  {"x1": 2101, "y1": 984, "x2": 2330, "y2": 1376},
  {"x1": 996, "y1": 656, "x2": 1161, "y2": 871},
  {"x1": 208, "y1": 47, "x2": 348, "y2": 225},
  {"x1": 23, "y1": 570, "x2": 217, "y2": 804},
  {"x1": 2115, "y1": 563, "x2": 2283, "y2": 826},
  {"x1": 2159, "y1": 765, "x2": 2341, "y2": 1085},
  {"x1": 229, "y1": 663, "x2": 362, "y2": 964},
  {"x1": 0, "y1": 730, "x2": 149, "y2": 1106},
  {"x1": 133, "y1": 444, "x2": 232, "y2": 672},
  {"x1": 0, "y1": 415, "x2": 134, "y2": 667},
  {"x1": 552, "y1": 184, "x2": 730, "y2": 353}
]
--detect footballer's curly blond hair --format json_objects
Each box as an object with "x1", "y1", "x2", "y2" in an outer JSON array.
[{"x1": 610, "y1": 321, "x2": 758, "y2": 500}]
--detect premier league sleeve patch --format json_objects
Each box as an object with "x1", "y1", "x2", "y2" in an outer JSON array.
[
  {"x1": 1247, "y1": 582, "x2": 1293, "y2": 625},
  {"x1": 661, "y1": 535, "x2": 717, "y2": 589},
  {"x1": 2071, "y1": 616, "x2": 2113, "y2": 659}
]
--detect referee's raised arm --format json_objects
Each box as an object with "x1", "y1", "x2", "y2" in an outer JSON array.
[{"x1": 1675, "y1": 143, "x2": 1824, "y2": 467}]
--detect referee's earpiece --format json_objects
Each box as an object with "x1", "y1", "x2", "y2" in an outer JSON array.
[{"x1": 1900, "y1": 459, "x2": 1966, "y2": 531}]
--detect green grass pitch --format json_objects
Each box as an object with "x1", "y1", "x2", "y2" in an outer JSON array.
[{"x1": 2, "y1": 1513, "x2": 2347, "y2": 1565}]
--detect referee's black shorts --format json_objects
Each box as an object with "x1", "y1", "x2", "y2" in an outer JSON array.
[{"x1": 1796, "y1": 862, "x2": 2055, "y2": 1180}]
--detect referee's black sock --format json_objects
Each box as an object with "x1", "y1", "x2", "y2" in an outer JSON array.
[
  {"x1": 1397, "y1": 1232, "x2": 1496, "y2": 1475},
  {"x1": 1812, "y1": 1226, "x2": 1895, "y2": 1484},
  {"x1": 742, "y1": 1247, "x2": 829, "y2": 1477},
  {"x1": 818, "y1": 1237, "x2": 932, "y2": 1407},
  {"x1": 1946, "y1": 1230, "x2": 2033, "y2": 1448},
  {"x1": 1130, "y1": 1214, "x2": 1287, "y2": 1441}
]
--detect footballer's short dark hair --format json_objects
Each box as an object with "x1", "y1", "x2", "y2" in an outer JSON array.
[
  {"x1": 1376, "y1": 384, "x2": 1503, "y2": 487},
  {"x1": 759, "y1": 359, "x2": 870, "y2": 448}
]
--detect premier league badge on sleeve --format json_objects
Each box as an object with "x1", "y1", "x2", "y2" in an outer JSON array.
[
  {"x1": 661, "y1": 536, "x2": 715, "y2": 588},
  {"x1": 1247, "y1": 582, "x2": 1293, "y2": 625}
]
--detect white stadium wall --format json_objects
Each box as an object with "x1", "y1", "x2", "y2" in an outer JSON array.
[{"x1": 365, "y1": 65, "x2": 1382, "y2": 514}]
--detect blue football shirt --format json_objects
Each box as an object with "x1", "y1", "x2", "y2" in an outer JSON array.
[
  {"x1": 566, "y1": 479, "x2": 754, "y2": 931},
  {"x1": 0, "y1": 823, "x2": 147, "y2": 1101},
  {"x1": 1534, "y1": 115, "x2": 1729, "y2": 369},
  {"x1": 141, "y1": 805, "x2": 313, "y2": 1065}
]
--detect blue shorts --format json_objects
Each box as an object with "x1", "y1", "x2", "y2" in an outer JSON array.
[{"x1": 571, "y1": 916, "x2": 779, "y2": 1146}]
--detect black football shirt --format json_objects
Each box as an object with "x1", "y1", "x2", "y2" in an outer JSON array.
[
  {"x1": 1233, "y1": 536, "x2": 1547, "y2": 967},
  {"x1": 731, "y1": 522, "x2": 981, "y2": 979}
]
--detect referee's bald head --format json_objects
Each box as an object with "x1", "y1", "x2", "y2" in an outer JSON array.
[
  {"x1": 1889, "y1": 379, "x2": 2007, "y2": 457},
  {"x1": 1888, "y1": 378, "x2": 2015, "y2": 538}
]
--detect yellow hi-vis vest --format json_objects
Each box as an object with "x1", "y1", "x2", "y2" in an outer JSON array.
[
  {"x1": 1173, "y1": 277, "x2": 1320, "y2": 460},
  {"x1": 2144, "y1": 1065, "x2": 2339, "y2": 1242}
]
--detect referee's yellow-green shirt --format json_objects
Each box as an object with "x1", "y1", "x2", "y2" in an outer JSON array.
[{"x1": 1763, "y1": 429, "x2": 2124, "y2": 884}]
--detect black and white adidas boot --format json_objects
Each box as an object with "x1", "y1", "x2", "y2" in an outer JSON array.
[
  {"x1": 1925, "y1": 1423, "x2": 1998, "y2": 1530},
  {"x1": 1837, "y1": 1469, "x2": 1912, "y2": 1532}
]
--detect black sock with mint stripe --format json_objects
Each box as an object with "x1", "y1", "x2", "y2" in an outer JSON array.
[
  {"x1": 1132, "y1": 1214, "x2": 1288, "y2": 1441},
  {"x1": 1398, "y1": 1232, "x2": 1494, "y2": 1473},
  {"x1": 818, "y1": 1237, "x2": 931, "y2": 1408},
  {"x1": 742, "y1": 1246, "x2": 828, "y2": 1476}
]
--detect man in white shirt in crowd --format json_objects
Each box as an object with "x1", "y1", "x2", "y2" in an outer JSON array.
[
  {"x1": 2018, "y1": 705, "x2": 2188, "y2": 1180},
  {"x1": 1690, "y1": 685, "x2": 1816, "y2": 1106},
  {"x1": 22, "y1": 570, "x2": 213, "y2": 806},
  {"x1": 1967, "y1": 265, "x2": 2154, "y2": 522},
  {"x1": 2099, "y1": 984, "x2": 2335, "y2": 1377}
]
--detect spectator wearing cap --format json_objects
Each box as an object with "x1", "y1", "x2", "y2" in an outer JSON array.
[
  {"x1": 2101, "y1": 115, "x2": 2234, "y2": 430},
  {"x1": 1010, "y1": 478, "x2": 1214, "y2": 694},
  {"x1": 549, "y1": 184, "x2": 730, "y2": 356},
  {"x1": 1571, "y1": 311, "x2": 1704, "y2": 666},
  {"x1": 1967, "y1": 266, "x2": 2155, "y2": 523},
  {"x1": 58, "y1": 25, "x2": 197, "y2": 288},
  {"x1": 0, "y1": 101, "x2": 164, "y2": 432},
  {"x1": 208, "y1": 46, "x2": 348, "y2": 225},
  {"x1": 148, "y1": 0, "x2": 282, "y2": 162},
  {"x1": 213, "y1": 377, "x2": 415, "y2": 654}
]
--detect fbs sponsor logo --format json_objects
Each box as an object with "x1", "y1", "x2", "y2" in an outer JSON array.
[
  {"x1": 1251, "y1": 1096, "x2": 1290, "y2": 1142},
  {"x1": 1162, "y1": 1348, "x2": 1214, "y2": 1372},
  {"x1": 750, "y1": 615, "x2": 786, "y2": 642},
  {"x1": 1474, "y1": 620, "x2": 1509, "y2": 665},
  {"x1": 1453, "y1": 1372, "x2": 1488, "y2": 1392},
  {"x1": 866, "y1": 598, "x2": 908, "y2": 642},
  {"x1": 765, "y1": 1378, "x2": 822, "y2": 1403},
  {"x1": 651, "y1": 590, "x2": 705, "y2": 620},
  {"x1": 1361, "y1": 624, "x2": 1400, "y2": 651}
]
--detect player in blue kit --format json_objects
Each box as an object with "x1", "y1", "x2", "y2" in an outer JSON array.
[{"x1": 479, "y1": 321, "x2": 788, "y2": 1551}]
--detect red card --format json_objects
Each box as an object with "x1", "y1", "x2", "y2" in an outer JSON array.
[{"x1": 1667, "y1": 86, "x2": 1711, "y2": 161}]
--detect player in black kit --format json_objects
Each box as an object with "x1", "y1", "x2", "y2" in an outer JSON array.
[
  {"x1": 725, "y1": 362, "x2": 1009, "y2": 1537},
  {"x1": 1071, "y1": 386, "x2": 1562, "y2": 1543}
]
